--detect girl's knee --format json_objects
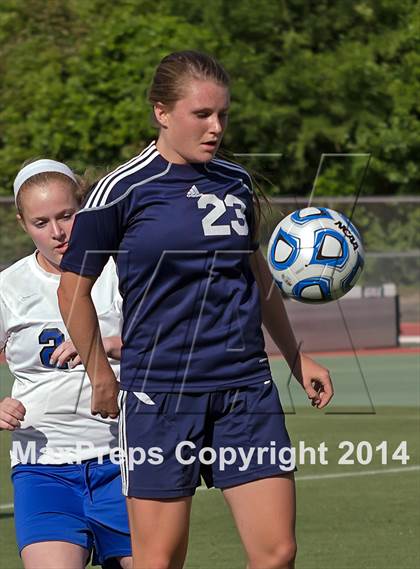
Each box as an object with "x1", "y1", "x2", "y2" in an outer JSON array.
[
  {"x1": 132, "y1": 555, "x2": 171, "y2": 569},
  {"x1": 248, "y1": 539, "x2": 297, "y2": 569},
  {"x1": 132, "y1": 547, "x2": 187, "y2": 569}
]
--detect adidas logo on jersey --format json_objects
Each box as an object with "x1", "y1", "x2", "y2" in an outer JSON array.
[{"x1": 186, "y1": 185, "x2": 202, "y2": 198}]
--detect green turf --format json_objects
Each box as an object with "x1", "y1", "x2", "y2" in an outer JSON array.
[
  {"x1": 1, "y1": 356, "x2": 419, "y2": 568},
  {"x1": 187, "y1": 405, "x2": 420, "y2": 569},
  {"x1": 271, "y1": 353, "x2": 420, "y2": 409}
]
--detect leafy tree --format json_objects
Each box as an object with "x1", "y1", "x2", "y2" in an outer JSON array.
[{"x1": 0, "y1": 0, "x2": 419, "y2": 201}]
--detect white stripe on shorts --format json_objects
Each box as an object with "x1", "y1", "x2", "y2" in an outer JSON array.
[{"x1": 118, "y1": 390, "x2": 129, "y2": 496}]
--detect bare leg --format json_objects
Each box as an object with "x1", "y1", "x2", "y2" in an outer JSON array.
[
  {"x1": 126, "y1": 496, "x2": 192, "y2": 569},
  {"x1": 21, "y1": 541, "x2": 89, "y2": 569},
  {"x1": 223, "y1": 475, "x2": 297, "y2": 569}
]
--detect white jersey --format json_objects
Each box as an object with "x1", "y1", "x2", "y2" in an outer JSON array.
[{"x1": 0, "y1": 252, "x2": 122, "y2": 466}]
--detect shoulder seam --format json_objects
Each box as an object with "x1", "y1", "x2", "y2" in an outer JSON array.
[
  {"x1": 84, "y1": 143, "x2": 157, "y2": 209},
  {"x1": 208, "y1": 158, "x2": 252, "y2": 184},
  {"x1": 205, "y1": 160, "x2": 253, "y2": 193},
  {"x1": 78, "y1": 163, "x2": 172, "y2": 213},
  {"x1": 212, "y1": 156, "x2": 247, "y2": 171}
]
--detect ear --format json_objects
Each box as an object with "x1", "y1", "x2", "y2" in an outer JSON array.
[
  {"x1": 16, "y1": 213, "x2": 27, "y2": 233},
  {"x1": 153, "y1": 102, "x2": 169, "y2": 129}
]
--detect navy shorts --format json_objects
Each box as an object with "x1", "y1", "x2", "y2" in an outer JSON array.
[
  {"x1": 12, "y1": 457, "x2": 132, "y2": 565},
  {"x1": 118, "y1": 379, "x2": 293, "y2": 498}
]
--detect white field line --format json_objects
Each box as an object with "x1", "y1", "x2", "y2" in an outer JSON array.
[
  {"x1": 399, "y1": 335, "x2": 420, "y2": 344},
  {"x1": 198, "y1": 464, "x2": 420, "y2": 490},
  {"x1": 294, "y1": 464, "x2": 420, "y2": 481},
  {"x1": 0, "y1": 466, "x2": 418, "y2": 508}
]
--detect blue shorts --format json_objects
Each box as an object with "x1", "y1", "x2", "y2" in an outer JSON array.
[
  {"x1": 118, "y1": 379, "x2": 293, "y2": 498},
  {"x1": 12, "y1": 457, "x2": 131, "y2": 566}
]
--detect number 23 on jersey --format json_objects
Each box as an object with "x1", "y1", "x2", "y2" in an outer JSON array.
[{"x1": 198, "y1": 194, "x2": 249, "y2": 237}]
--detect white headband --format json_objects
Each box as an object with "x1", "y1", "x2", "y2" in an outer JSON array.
[{"x1": 13, "y1": 159, "x2": 78, "y2": 203}]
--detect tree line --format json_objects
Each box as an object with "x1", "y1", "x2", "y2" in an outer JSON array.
[{"x1": 0, "y1": 0, "x2": 419, "y2": 198}]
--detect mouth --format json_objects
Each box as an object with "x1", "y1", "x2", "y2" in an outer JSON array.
[
  {"x1": 55, "y1": 242, "x2": 68, "y2": 253},
  {"x1": 201, "y1": 140, "x2": 218, "y2": 150}
]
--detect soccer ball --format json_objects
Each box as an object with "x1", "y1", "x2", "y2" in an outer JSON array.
[{"x1": 267, "y1": 207, "x2": 364, "y2": 303}]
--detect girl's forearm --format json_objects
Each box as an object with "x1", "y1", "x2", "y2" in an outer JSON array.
[
  {"x1": 57, "y1": 275, "x2": 115, "y2": 385},
  {"x1": 250, "y1": 249, "x2": 301, "y2": 371}
]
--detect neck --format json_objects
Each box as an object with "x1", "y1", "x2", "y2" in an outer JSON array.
[
  {"x1": 36, "y1": 251, "x2": 62, "y2": 275},
  {"x1": 156, "y1": 137, "x2": 188, "y2": 165}
]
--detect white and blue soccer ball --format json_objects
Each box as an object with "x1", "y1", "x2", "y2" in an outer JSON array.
[{"x1": 267, "y1": 207, "x2": 364, "y2": 303}]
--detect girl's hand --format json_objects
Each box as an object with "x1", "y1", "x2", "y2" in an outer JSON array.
[
  {"x1": 0, "y1": 397, "x2": 26, "y2": 430},
  {"x1": 50, "y1": 339, "x2": 82, "y2": 369},
  {"x1": 293, "y1": 352, "x2": 334, "y2": 409},
  {"x1": 51, "y1": 336, "x2": 122, "y2": 368},
  {"x1": 91, "y1": 376, "x2": 120, "y2": 419}
]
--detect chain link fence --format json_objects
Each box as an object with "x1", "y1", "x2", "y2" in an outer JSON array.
[{"x1": 1, "y1": 195, "x2": 419, "y2": 323}]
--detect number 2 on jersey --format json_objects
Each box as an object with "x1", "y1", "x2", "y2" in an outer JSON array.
[
  {"x1": 39, "y1": 327, "x2": 68, "y2": 369},
  {"x1": 198, "y1": 194, "x2": 249, "y2": 236}
]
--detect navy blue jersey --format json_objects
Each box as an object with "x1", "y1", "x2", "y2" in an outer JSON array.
[{"x1": 61, "y1": 142, "x2": 271, "y2": 392}]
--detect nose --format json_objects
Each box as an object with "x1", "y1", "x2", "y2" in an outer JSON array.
[
  {"x1": 210, "y1": 114, "x2": 223, "y2": 135},
  {"x1": 51, "y1": 220, "x2": 65, "y2": 240}
]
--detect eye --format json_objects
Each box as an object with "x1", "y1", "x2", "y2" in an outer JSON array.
[
  {"x1": 34, "y1": 221, "x2": 47, "y2": 228},
  {"x1": 61, "y1": 211, "x2": 75, "y2": 221},
  {"x1": 195, "y1": 111, "x2": 211, "y2": 119}
]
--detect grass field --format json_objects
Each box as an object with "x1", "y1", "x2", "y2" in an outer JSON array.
[{"x1": 1, "y1": 352, "x2": 419, "y2": 568}]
